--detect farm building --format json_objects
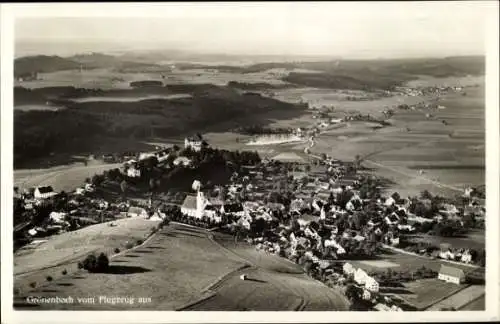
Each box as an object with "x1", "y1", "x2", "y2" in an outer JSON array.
[
  {"x1": 437, "y1": 265, "x2": 466, "y2": 285},
  {"x1": 181, "y1": 195, "x2": 198, "y2": 217},
  {"x1": 127, "y1": 167, "x2": 141, "y2": 178},
  {"x1": 34, "y1": 186, "x2": 57, "y2": 199}
]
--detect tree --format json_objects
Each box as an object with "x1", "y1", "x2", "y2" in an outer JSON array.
[
  {"x1": 345, "y1": 284, "x2": 358, "y2": 301},
  {"x1": 420, "y1": 190, "x2": 433, "y2": 200},
  {"x1": 120, "y1": 180, "x2": 128, "y2": 198}
]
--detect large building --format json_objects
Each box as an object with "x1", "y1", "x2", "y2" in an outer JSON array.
[{"x1": 437, "y1": 265, "x2": 466, "y2": 284}]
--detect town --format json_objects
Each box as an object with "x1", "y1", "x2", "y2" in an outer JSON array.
[{"x1": 13, "y1": 128, "x2": 486, "y2": 311}]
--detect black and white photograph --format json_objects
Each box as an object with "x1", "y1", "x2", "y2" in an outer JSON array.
[{"x1": 1, "y1": 2, "x2": 499, "y2": 323}]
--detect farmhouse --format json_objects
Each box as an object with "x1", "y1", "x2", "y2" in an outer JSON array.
[
  {"x1": 34, "y1": 186, "x2": 57, "y2": 199},
  {"x1": 437, "y1": 265, "x2": 466, "y2": 284}
]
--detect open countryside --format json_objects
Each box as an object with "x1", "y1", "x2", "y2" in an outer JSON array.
[{"x1": 10, "y1": 3, "x2": 493, "y2": 315}]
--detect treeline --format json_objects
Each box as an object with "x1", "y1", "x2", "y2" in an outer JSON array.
[
  {"x1": 14, "y1": 86, "x2": 304, "y2": 166},
  {"x1": 233, "y1": 125, "x2": 293, "y2": 136}
]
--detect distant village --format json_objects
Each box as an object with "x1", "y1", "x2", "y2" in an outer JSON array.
[{"x1": 14, "y1": 122, "x2": 486, "y2": 311}]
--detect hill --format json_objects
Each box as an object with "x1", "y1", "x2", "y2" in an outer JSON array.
[
  {"x1": 14, "y1": 55, "x2": 81, "y2": 77},
  {"x1": 69, "y1": 52, "x2": 160, "y2": 71},
  {"x1": 13, "y1": 84, "x2": 307, "y2": 168}
]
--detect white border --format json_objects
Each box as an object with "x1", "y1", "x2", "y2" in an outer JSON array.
[{"x1": 1, "y1": 2, "x2": 499, "y2": 323}]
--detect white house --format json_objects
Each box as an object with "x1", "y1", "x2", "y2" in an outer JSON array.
[
  {"x1": 440, "y1": 250, "x2": 456, "y2": 260},
  {"x1": 34, "y1": 186, "x2": 57, "y2": 199},
  {"x1": 173, "y1": 156, "x2": 192, "y2": 167},
  {"x1": 354, "y1": 268, "x2": 369, "y2": 285},
  {"x1": 49, "y1": 212, "x2": 67, "y2": 224},
  {"x1": 384, "y1": 197, "x2": 396, "y2": 207},
  {"x1": 461, "y1": 250, "x2": 473, "y2": 264},
  {"x1": 343, "y1": 262, "x2": 355, "y2": 275},
  {"x1": 397, "y1": 224, "x2": 415, "y2": 232},
  {"x1": 437, "y1": 265, "x2": 465, "y2": 284},
  {"x1": 365, "y1": 276, "x2": 380, "y2": 293},
  {"x1": 184, "y1": 135, "x2": 204, "y2": 152},
  {"x1": 127, "y1": 167, "x2": 141, "y2": 178}
]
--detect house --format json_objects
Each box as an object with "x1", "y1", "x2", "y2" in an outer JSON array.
[
  {"x1": 181, "y1": 195, "x2": 198, "y2": 217},
  {"x1": 49, "y1": 212, "x2": 67, "y2": 224},
  {"x1": 127, "y1": 206, "x2": 149, "y2": 218},
  {"x1": 343, "y1": 262, "x2": 355, "y2": 275},
  {"x1": 384, "y1": 197, "x2": 396, "y2": 207},
  {"x1": 439, "y1": 249, "x2": 456, "y2": 260},
  {"x1": 365, "y1": 276, "x2": 380, "y2": 293},
  {"x1": 353, "y1": 234, "x2": 365, "y2": 242},
  {"x1": 34, "y1": 186, "x2": 57, "y2": 199},
  {"x1": 437, "y1": 265, "x2": 465, "y2": 284},
  {"x1": 461, "y1": 250, "x2": 473, "y2": 264},
  {"x1": 127, "y1": 167, "x2": 141, "y2": 178},
  {"x1": 173, "y1": 156, "x2": 192, "y2": 167},
  {"x1": 291, "y1": 171, "x2": 308, "y2": 181},
  {"x1": 354, "y1": 268, "x2": 369, "y2": 285},
  {"x1": 184, "y1": 134, "x2": 204, "y2": 152},
  {"x1": 397, "y1": 224, "x2": 415, "y2": 232}
]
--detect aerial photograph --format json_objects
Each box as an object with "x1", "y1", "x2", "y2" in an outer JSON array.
[{"x1": 7, "y1": 2, "x2": 495, "y2": 315}]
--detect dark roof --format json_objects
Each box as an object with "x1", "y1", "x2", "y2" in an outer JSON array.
[
  {"x1": 181, "y1": 195, "x2": 197, "y2": 210},
  {"x1": 224, "y1": 203, "x2": 244, "y2": 213},
  {"x1": 439, "y1": 264, "x2": 465, "y2": 279},
  {"x1": 37, "y1": 186, "x2": 54, "y2": 194}
]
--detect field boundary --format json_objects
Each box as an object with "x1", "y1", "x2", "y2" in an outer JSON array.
[{"x1": 421, "y1": 284, "x2": 472, "y2": 311}]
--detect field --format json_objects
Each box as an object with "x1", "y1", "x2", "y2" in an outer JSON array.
[
  {"x1": 401, "y1": 279, "x2": 468, "y2": 310},
  {"x1": 348, "y1": 250, "x2": 485, "y2": 310},
  {"x1": 404, "y1": 231, "x2": 486, "y2": 251},
  {"x1": 426, "y1": 285, "x2": 486, "y2": 311},
  {"x1": 14, "y1": 223, "x2": 349, "y2": 311},
  {"x1": 14, "y1": 160, "x2": 122, "y2": 192},
  {"x1": 14, "y1": 217, "x2": 161, "y2": 296}
]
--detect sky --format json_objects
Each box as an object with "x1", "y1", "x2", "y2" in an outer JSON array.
[{"x1": 12, "y1": 2, "x2": 494, "y2": 59}]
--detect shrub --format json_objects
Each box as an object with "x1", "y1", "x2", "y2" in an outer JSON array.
[
  {"x1": 46, "y1": 276, "x2": 53, "y2": 282},
  {"x1": 97, "y1": 253, "x2": 110, "y2": 272},
  {"x1": 62, "y1": 269, "x2": 68, "y2": 275},
  {"x1": 82, "y1": 253, "x2": 109, "y2": 273},
  {"x1": 125, "y1": 242, "x2": 134, "y2": 249},
  {"x1": 136, "y1": 239, "x2": 143, "y2": 245},
  {"x1": 114, "y1": 248, "x2": 121, "y2": 254},
  {"x1": 77, "y1": 261, "x2": 84, "y2": 269},
  {"x1": 29, "y1": 282, "x2": 36, "y2": 288},
  {"x1": 82, "y1": 254, "x2": 98, "y2": 272}
]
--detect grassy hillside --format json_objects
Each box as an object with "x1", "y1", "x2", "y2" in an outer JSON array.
[
  {"x1": 14, "y1": 55, "x2": 81, "y2": 77},
  {"x1": 14, "y1": 84, "x2": 306, "y2": 168}
]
